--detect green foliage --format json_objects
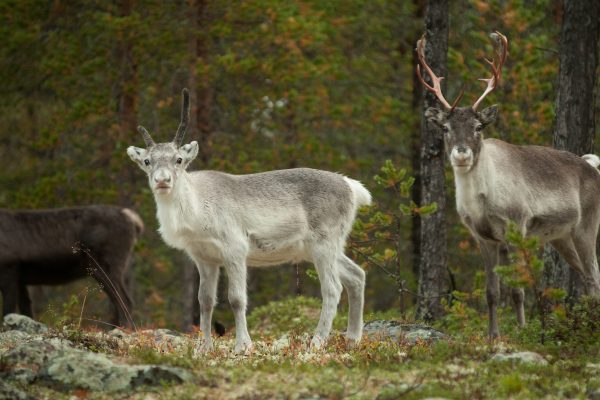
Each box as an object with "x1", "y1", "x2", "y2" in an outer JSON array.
[
  {"x1": 498, "y1": 372, "x2": 525, "y2": 396},
  {"x1": 543, "y1": 297, "x2": 600, "y2": 352},
  {"x1": 350, "y1": 160, "x2": 435, "y2": 314},
  {"x1": 494, "y1": 222, "x2": 570, "y2": 343},
  {"x1": 0, "y1": 0, "x2": 575, "y2": 329},
  {"x1": 495, "y1": 221, "x2": 544, "y2": 289},
  {"x1": 246, "y1": 295, "x2": 347, "y2": 336},
  {"x1": 436, "y1": 290, "x2": 486, "y2": 337}
]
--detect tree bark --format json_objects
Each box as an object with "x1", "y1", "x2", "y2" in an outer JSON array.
[
  {"x1": 415, "y1": 0, "x2": 449, "y2": 322},
  {"x1": 543, "y1": 0, "x2": 600, "y2": 300},
  {"x1": 188, "y1": 0, "x2": 213, "y2": 165},
  {"x1": 182, "y1": 0, "x2": 214, "y2": 331},
  {"x1": 410, "y1": 0, "x2": 426, "y2": 287}
]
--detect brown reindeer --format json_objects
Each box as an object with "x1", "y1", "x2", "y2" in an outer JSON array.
[{"x1": 0, "y1": 205, "x2": 143, "y2": 328}]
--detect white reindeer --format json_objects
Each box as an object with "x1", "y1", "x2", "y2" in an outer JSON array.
[
  {"x1": 127, "y1": 89, "x2": 371, "y2": 353},
  {"x1": 417, "y1": 32, "x2": 600, "y2": 337}
]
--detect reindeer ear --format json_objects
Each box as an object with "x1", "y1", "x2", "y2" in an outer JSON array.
[
  {"x1": 478, "y1": 105, "x2": 498, "y2": 126},
  {"x1": 179, "y1": 141, "x2": 199, "y2": 167},
  {"x1": 424, "y1": 107, "x2": 447, "y2": 129},
  {"x1": 127, "y1": 146, "x2": 148, "y2": 169}
]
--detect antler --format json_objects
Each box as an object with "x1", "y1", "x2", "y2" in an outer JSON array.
[
  {"x1": 416, "y1": 34, "x2": 463, "y2": 111},
  {"x1": 173, "y1": 88, "x2": 190, "y2": 146},
  {"x1": 472, "y1": 31, "x2": 508, "y2": 110},
  {"x1": 137, "y1": 125, "x2": 155, "y2": 147}
]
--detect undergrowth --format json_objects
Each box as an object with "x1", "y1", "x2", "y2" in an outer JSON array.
[{"x1": 5, "y1": 294, "x2": 600, "y2": 399}]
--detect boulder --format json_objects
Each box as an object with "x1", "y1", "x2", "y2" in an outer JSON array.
[
  {"x1": 491, "y1": 351, "x2": 548, "y2": 365},
  {"x1": 2, "y1": 314, "x2": 48, "y2": 334},
  {"x1": 363, "y1": 320, "x2": 447, "y2": 344},
  {"x1": 1, "y1": 338, "x2": 192, "y2": 392},
  {"x1": 0, "y1": 381, "x2": 35, "y2": 400},
  {"x1": 0, "y1": 330, "x2": 31, "y2": 350}
]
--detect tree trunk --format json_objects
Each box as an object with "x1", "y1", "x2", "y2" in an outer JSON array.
[
  {"x1": 117, "y1": 0, "x2": 138, "y2": 305},
  {"x1": 182, "y1": 0, "x2": 214, "y2": 331},
  {"x1": 543, "y1": 0, "x2": 600, "y2": 300},
  {"x1": 415, "y1": 0, "x2": 449, "y2": 322},
  {"x1": 410, "y1": 0, "x2": 426, "y2": 287},
  {"x1": 188, "y1": 0, "x2": 213, "y2": 165}
]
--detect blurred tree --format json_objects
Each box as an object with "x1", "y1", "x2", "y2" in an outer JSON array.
[
  {"x1": 543, "y1": 0, "x2": 600, "y2": 300},
  {"x1": 0, "y1": 0, "x2": 580, "y2": 329}
]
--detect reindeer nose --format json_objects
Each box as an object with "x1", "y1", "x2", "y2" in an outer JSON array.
[{"x1": 154, "y1": 176, "x2": 171, "y2": 183}]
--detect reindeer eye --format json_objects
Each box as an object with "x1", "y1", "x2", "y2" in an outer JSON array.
[
  {"x1": 442, "y1": 126, "x2": 450, "y2": 133},
  {"x1": 176, "y1": 157, "x2": 183, "y2": 165},
  {"x1": 475, "y1": 125, "x2": 483, "y2": 132},
  {"x1": 144, "y1": 159, "x2": 150, "y2": 166}
]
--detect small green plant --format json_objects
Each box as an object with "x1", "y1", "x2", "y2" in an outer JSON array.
[
  {"x1": 495, "y1": 221, "x2": 567, "y2": 343},
  {"x1": 437, "y1": 290, "x2": 485, "y2": 337},
  {"x1": 544, "y1": 296, "x2": 600, "y2": 352},
  {"x1": 498, "y1": 372, "x2": 525, "y2": 396},
  {"x1": 350, "y1": 160, "x2": 437, "y2": 315}
]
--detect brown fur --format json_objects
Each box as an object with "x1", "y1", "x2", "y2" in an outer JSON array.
[{"x1": 0, "y1": 205, "x2": 143, "y2": 327}]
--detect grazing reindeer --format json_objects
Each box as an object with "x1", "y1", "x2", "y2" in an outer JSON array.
[
  {"x1": 417, "y1": 32, "x2": 600, "y2": 337},
  {"x1": 127, "y1": 89, "x2": 371, "y2": 353},
  {"x1": 0, "y1": 206, "x2": 143, "y2": 327}
]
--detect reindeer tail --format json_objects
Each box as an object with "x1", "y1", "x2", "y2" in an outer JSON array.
[{"x1": 121, "y1": 208, "x2": 144, "y2": 237}]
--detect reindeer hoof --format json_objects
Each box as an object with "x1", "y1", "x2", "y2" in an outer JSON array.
[
  {"x1": 234, "y1": 339, "x2": 253, "y2": 355},
  {"x1": 193, "y1": 340, "x2": 214, "y2": 357},
  {"x1": 345, "y1": 335, "x2": 361, "y2": 349},
  {"x1": 309, "y1": 335, "x2": 326, "y2": 351}
]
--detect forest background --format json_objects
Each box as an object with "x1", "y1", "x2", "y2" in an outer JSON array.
[{"x1": 0, "y1": 0, "x2": 595, "y2": 331}]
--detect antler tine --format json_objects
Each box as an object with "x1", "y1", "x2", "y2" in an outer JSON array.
[
  {"x1": 173, "y1": 88, "x2": 191, "y2": 146},
  {"x1": 450, "y1": 87, "x2": 465, "y2": 111},
  {"x1": 472, "y1": 31, "x2": 508, "y2": 110},
  {"x1": 137, "y1": 125, "x2": 155, "y2": 147},
  {"x1": 416, "y1": 35, "x2": 453, "y2": 110}
]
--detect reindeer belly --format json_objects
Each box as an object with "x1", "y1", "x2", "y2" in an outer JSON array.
[
  {"x1": 246, "y1": 236, "x2": 306, "y2": 267},
  {"x1": 525, "y1": 209, "x2": 579, "y2": 241}
]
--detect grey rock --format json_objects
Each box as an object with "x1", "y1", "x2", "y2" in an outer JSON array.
[
  {"x1": 363, "y1": 320, "x2": 447, "y2": 344},
  {"x1": 2, "y1": 340, "x2": 59, "y2": 383},
  {"x1": 491, "y1": 351, "x2": 548, "y2": 365},
  {"x1": 2, "y1": 314, "x2": 48, "y2": 334},
  {"x1": 2, "y1": 338, "x2": 192, "y2": 392},
  {"x1": 0, "y1": 381, "x2": 36, "y2": 400},
  {"x1": 108, "y1": 328, "x2": 127, "y2": 339},
  {"x1": 0, "y1": 330, "x2": 30, "y2": 349}
]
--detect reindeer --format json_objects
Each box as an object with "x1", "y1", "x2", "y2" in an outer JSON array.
[
  {"x1": 127, "y1": 89, "x2": 371, "y2": 353},
  {"x1": 416, "y1": 31, "x2": 600, "y2": 337},
  {"x1": 0, "y1": 206, "x2": 143, "y2": 327}
]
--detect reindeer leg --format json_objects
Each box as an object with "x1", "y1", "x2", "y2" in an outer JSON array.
[
  {"x1": 1, "y1": 264, "x2": 18, "y2": 316},
  {"x1": 499, "y1": 245, "x2": 525, "y2": 327},
  {"x1": 310, "y1": 245, "x2": 343, "y2": 350},
  {"x1": 572, "y1": 232, "x2": 600, "y2": 298},
  {"x1": 223, "y1": 257, "x2": 252, "y2": 354},
  {"x1": 479, "y1": 241, "x2": 500, "y2": 338},
  {"x1": 194, "y1": 259, "x2": 219, "y2": 352},
  {"x1": 338, "y1": 254, "x2": 365, "y2": 346},
  {"x1": 18, "y1": 282, "x2": 33, "y2": 317}
]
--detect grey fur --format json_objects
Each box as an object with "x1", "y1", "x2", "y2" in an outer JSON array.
[
  {"x1": 425, "y1": 105, "x2": 600, "y2": 337},
  {"x1": 127, "y1": 91, "x2": 371, "y2": 352},
  {"x1": 0, "y1": 205, "x2": 143, "y2": 327}
]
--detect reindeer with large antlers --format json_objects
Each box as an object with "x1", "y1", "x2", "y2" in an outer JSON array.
[{"x1": 417, "y1": 32, "x2": 600, "y2": 337}]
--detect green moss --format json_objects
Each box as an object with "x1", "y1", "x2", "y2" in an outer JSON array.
[{"x1": 246, "y1": 295, "x2": 349, "y2": 336}]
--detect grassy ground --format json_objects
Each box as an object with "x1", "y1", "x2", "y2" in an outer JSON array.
[{"x1": 8, "y1": 296, "x2": 600, "y2": 399}]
